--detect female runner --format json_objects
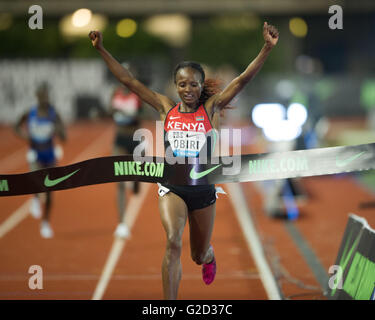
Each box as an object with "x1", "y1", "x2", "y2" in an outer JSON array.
[{"x1": 89, "y1": 22, "x2": 278, "y2": 299}]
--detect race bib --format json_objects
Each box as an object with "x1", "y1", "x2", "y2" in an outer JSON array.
[{"x1": 167, "y1": 130, "x2": 206, "y2": 157}]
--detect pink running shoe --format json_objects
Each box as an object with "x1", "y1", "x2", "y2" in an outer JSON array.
[{"x1": 202, "y1": 248, "x2": 216, "y2": 285}]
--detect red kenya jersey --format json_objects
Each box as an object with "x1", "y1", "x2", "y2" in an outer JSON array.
[
  {"x1": 164, "y1": 103, "x2": 214, "y2": 157},
  {"x1": 112, "y1": 89, "x2": 141, "y2": 125}
]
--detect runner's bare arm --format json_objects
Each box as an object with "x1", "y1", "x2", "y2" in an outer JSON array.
[
  {"x1": 89, "y1": 31, "x2": 174, "y2": 115},
  {"x1": 54, "y1": 112, "x2": 66, "y2": 142},
  {"x1": 13, "y1": 113, "x2": 29, "y2": 140},
  {"x1": 209, "y1": 22, "x2": 279, "y2": 112}
]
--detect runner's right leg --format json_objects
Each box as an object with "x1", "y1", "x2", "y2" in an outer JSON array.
[
  {"x1": 159, "y1": 192, "x2": 188, "y2": 300},
  {"x1": 117, "y1": 181, "x2": 126, "y2": 221},
  {"x1": 113, "y1": 144, "x2": 130, "y2": 238}
]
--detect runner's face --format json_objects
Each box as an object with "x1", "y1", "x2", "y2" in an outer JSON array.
[{"x1": 175, "y1": 67, "x2": 203, "y2": 107}]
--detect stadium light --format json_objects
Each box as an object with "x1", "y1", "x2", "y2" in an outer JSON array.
[
  {"x1": 143, "y1": 14, "x2": 191, "y2": 47},
  {"x1": 116, "y1": 19, "x2": 137, "y2": 38},
  {"x1": 289, "y1": 17, "x2": 308, "y2": 38},
  {"x1": 60, "y1": 11, "x2": 107, "y2": 38},
  {"x1": 263, "y1": 119, "x2": 302, "y2": 142},
  {"x1": 72, "y1": 8, "x2": 92, "y2": 28},
  {"x1": 252, "y1": 102, "x2": 308, "y2": 142},
  {"x1": 287, "y1": 103, "x2": 308, "y2": 127},
  {"x1": 252, "y1": 103, "x2": 285, "y2": 129}
]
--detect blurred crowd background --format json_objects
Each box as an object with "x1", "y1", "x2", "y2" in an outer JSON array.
[{"x1": 0, "y1": 0, "x2": 375, "y2": 148}]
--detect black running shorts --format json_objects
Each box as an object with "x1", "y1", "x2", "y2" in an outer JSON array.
[{"x1": 158, "y1": 184, "x2": 217, "y2": 211}]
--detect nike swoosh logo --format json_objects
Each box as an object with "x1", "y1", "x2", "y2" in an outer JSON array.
[
  {"x1": 44, "y1": 169, "x2": 80, "y2": 187},
  {"x1": 190, "y1": 164, "x2": 222, "y2": 180},
  {"x1": 170, "y1": 116, "x2": 180, "y2": 120},
  {"x1": 186, "y1": 133, "x2": 200, "y2": 138},
  {"x1": 336, "y1": 151, "x2": 366, "y2": 168}
]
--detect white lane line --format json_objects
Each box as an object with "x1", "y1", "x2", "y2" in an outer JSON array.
[
  {"x1": 226, "y1": 183, "x2": 282, "y2": 300},
  {"x1": 0, "y1": 127, "x2": 113, "y2": 239},
  {"x1": 0, "y1": 200, "x2": 31, "y2": 238},
  {"x1": 92, "y1": 183, "x2": 150, "y2": 300}
]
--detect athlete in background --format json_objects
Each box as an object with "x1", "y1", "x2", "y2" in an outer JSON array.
[
  {"x1": 108, "y1": 68, "x2": 143, "y2": 238},
  {"x1": 90, "y1": 21, "x2": 278, "y2": 299},
  {"x1": 14, "y1": 83, "x2": 66, "y2": 238}
]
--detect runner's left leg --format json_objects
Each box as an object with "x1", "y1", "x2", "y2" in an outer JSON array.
[{"x1": 188, "y1": 203, "x2": 216, "y2": 265}]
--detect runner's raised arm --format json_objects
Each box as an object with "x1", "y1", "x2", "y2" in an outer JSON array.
[{"x1": 89, "y1": 30, "x2": 174, "y2": 115}]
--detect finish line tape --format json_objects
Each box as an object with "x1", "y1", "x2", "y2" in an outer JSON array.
[{"x1": 1, "y1": 142, "x2": 375, "y2": 197}]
